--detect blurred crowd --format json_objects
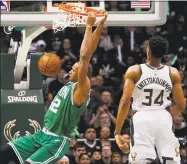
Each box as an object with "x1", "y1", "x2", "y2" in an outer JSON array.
[{"x1": 0, "y1": 1, "x2": 187, "y2": 164}]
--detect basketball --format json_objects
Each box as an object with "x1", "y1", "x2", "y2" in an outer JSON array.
[{"x1": 38, "y1": 53, "x2": 62, "y2": 76}]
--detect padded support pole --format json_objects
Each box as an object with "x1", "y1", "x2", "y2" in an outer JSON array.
[
  {"x1": 0, "y1": 53, "x2": 15, "y2": 89},
  {"x1": 29, "y1": 53, "x2": 43, "y2": 89},
  {"x1": 14, "y1": 26, "x2": 47, "y2": 84},
  {"x1": 8, "y1": 38, "x2": 19, "y2": 54}
]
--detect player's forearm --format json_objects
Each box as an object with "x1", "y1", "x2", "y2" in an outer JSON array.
[
  {"x1": 92, "y1": 22, "x2": 104, "y2": 50},
  {"x1": 170, "y1": 103, "x2": 186, "y2": 117},
  {"x1": 80, "y1": 26, "x2": 93, "y2": 58},
  {"x1": 93, "y1": 21, "x2": 104, "y2": 39},
  {"x1": 77, "y1": 58, "x2": 89, "y2": 83},
  {"x1": 114, "y1": 100, "x2": 130, "y2": 134}
]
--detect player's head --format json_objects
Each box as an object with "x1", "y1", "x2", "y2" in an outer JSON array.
[
  {"x1": 147, "y1": 35, "x2": 168, "y2": 60},
  {"x1": 69, "y1": 62, "x2": 93, "y2": 82}
]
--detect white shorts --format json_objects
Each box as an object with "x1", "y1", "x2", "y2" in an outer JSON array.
[{"x1": 129, "y1": 110, "x2": 180, "y2": 164}]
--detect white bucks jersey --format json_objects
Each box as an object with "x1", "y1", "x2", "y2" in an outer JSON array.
[{"x1": 132, "y1": 64, "x2": 172, "y2": 111}]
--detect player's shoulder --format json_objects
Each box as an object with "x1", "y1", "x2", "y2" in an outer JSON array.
[
  {"x1": 66, "y1": 81, "x2": 75, "y2": 86},
  {"x1": 62, "y1": 81, "x2": 76, "y2": 90},
  {"x1": 126, "y1": 64, "x2": 141, "y2": 73},
  {"x1": 169, "y1": 66, "x2": 179, "y2": 74},
  {"x1": 125, "y1": 64, "x2": 141, "y2": 80},
  {"x1": 169, "y1": 66, "x2": 181, "y2": 83}
]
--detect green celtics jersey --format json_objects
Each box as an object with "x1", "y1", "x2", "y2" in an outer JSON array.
[{"x1": 44, "y1": 82, "x2": 90, "y2": 139}]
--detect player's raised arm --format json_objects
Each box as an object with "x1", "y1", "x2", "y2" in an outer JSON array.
[
  {"x1": 80, "y1": 11, "x2": 108, "y2": 60},
  {"x1": 92, "y1": 10, "x2": 108, "y2": 52},
  {"x1": 73, "y1": 12, "x2": 107, "y2": 107},
  {"x1": 170, "y1": 67, "x2": 186, "y2": 117}
]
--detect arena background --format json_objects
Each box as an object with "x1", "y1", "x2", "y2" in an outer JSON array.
[{"x1": 0, "y1": 1, "x2": 187, "y2": 164}]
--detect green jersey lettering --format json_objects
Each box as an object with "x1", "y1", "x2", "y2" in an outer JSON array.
[
  {"x1": 44, "y1": 82, "x2": 90, "y2": 139},
  {"x1": 50, "y1": 87, "x2": 70, "y2": 114}
]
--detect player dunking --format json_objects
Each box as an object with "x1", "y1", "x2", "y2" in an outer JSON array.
[
  {"x1": 0, "y1": 12, "x2": 107, "y2": 164},
  {"x1": 114, "y1": 36, "x2": 186, "y2": 164}
]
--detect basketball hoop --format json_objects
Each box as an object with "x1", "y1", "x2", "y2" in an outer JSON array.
[{"x1": 45, "y1": 2, "x2": 105, "y2": 33}]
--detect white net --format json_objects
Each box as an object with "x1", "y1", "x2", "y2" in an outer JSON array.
[
  {"x1": 52, "y1": 11, "x2": 86, "y2": 33},
  {"x1": 52, "y1": 3, "x2": 104, "y2": 33}
]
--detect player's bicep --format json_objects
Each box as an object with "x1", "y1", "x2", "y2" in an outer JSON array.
[
  {"x1": 77, "y1": 57, "x2": 90, "y2": 89},
  {"x1": 73, "y1": 79, "x2": 90, "y2": 107},
  {"x1": 172, "y1": 82, "x2": 186, "y2": 109},
  {"x1": 120, "y1": 78, "x2": 135, "y2": 104},
  {"x1": 120, "y1": 66, "x2": 137, "y2": 103},
  {"x1": 171, "y1": 68, "x2": 186, "y2": 110}
]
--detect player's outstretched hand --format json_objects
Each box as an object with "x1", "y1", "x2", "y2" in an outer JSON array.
[
  {"x1": 115, "y1": 134, "x2": 130, "y2": 153},
  {"x1": 86, "y1": 12, "x2": 96, "y2": 26},
  {"x1": 99, "y1": 9, "x2": 108, "y2": 24}
]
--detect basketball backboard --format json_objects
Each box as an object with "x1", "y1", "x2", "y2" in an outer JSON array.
[{"x1": 1, "y1": 0, "x2": 167, "y2": 27}]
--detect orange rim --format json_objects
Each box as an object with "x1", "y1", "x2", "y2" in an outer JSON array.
[
  {"x1": 54, "y1": 3, "x2": 105, "y2": 17},
  {"x1": 44, "y1": 3, "x2": 105, "y2": 30}
]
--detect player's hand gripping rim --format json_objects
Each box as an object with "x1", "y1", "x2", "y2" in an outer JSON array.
[
  {"x1": 99, "y1": 9, "x2": 108, "y2": 24},
  {"x1": 86, "y1": 12, "x2": 96, "y2": 26}
]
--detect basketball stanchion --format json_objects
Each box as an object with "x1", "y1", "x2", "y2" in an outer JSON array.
[{"x1": 0, "y1": 53, "x2": 45, "y2": 145}]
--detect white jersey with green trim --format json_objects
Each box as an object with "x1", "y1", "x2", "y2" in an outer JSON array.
[{"x1": 132, "y1": 64, "x2": 172, "y2": 111}]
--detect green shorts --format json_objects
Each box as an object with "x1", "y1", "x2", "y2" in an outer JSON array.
[{"x1": 8, "y1": 129, "x2": 70, "y2": 164}]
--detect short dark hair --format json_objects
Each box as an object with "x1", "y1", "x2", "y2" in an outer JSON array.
[{"x1": 149, "y1": 35, "x2": 168, "y2": 58}]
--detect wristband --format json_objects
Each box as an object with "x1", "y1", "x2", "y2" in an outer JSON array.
[{"x1": 114, "y1": 133, "x2": 120, "y2": 136}]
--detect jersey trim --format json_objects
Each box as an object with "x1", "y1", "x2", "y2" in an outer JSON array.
[
  {"x1": 145, "y1": 63, "x2": 165, "y2": 70},
  {"x1": 26, "y1": 138, "x2": 67, "y2": 164},
  {"x1": 169, "y1": 66, "x2": 172, "y2": 81},
  {"x1": 134, "y1": 64, "x2": 142, "y2": 85},
  {"x1": 71, "y1": 82, "x2": 76, "y2": 106},
  {"x1": 139, "y1": 64, "x2": 142, "y2": 77},
  {"x1": 130, "y1": 117, "x2": 135, "y2": 147},
  {"x1": 157, "y1": 65, "x2": 165, "y2": 70}
]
